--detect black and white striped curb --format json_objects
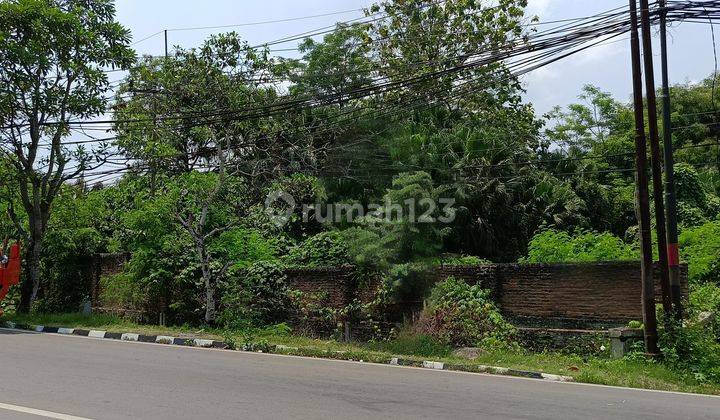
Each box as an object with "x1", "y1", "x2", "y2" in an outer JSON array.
[
  {"x1": 3, "y1": 321, "x2": 227, "y2": 349},
  {"x1": 390, "y1": 357, "x2": 573, "y2": 382},
  {"x1": 3, "y1": 321, "x2": 573, "y2": 383}
]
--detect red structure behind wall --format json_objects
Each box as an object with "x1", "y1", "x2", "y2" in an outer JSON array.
[{"x1": 0, "y1": 243, "x2": 21, "y2": 304}]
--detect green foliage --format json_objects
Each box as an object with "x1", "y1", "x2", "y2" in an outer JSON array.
[
  {"x1": 264, "y1": 174, "x2": 328, "y2": 240},
  {"x1": 679, "y1": 221, "x2": 720, "y2": 285},
  {"x1": 38, "y1": 227, "x2": 104, "y2": 313},
  {"x1": 0, "y1": 0, "x2": 134, "y2": 311},
  {"x1": 416, "y1": 277, "x2": 516, "y2": 348},
  {"x1": 368, "y1": 0, "x2": 528, "y2": 110},
  {"x1": 289, "y1": 24, "x2": 373, "y2": 101},
  {"x1": 220, "y1": 261, "x2": 290, "y2": 328},
  {"x1": 348, "y1": 171, "x2": 452, "y2": 265},
  {"x1": 114, "y1": 32, "x2": 282, "y2": 174},
  {"x1": 659, "y1": 319, "x2": 720, "y2": 384},
  {"x1": 689, "y1": 283, "x2": 720, "y2": 341},
  {"x1": 433, "y1": 255, "x2": 491, "y2": 266},
  {"x1": 340, "y1": 227, "x2": 394, "y2": 271},
  {"x1": 99, "y1": 272, "x2": 143, "y2": 311},
  {"x1": 521, "y1": 229, "x2": 637, "y2": 263},
  {"x1": 210, "y1": 228, "x2": 279, "y2": 270},
  {"x1": 677, "y1": 202, "x2": 708, "y2": 229},
  {"x1": 675, "y1": 163, "x2": 712, "y2": 227},
  {"x1": 545, "y1": 85, "x2": 633, "y2": 151},
  {"x1": 628, "y1": 320, "x2": 643, "y2": 329},
  {"x1": 285, "y1": 231, "x2": 350, "y2": 267}
]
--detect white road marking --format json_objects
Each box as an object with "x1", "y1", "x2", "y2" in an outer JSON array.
[{"x1": 0, "y1": 402, "x2": 93, "y2": 419}]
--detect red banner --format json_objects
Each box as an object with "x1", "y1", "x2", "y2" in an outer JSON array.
[{"x1": 1, "y1": 243, "x2": 21, "y2": 303}]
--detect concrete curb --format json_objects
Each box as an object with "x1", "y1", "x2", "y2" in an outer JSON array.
[
  {"x1": 3, "y1": 321, "x2": 574, "y2": 383},
  {"x1": 3, "y1": 321, "x2": 229, "y2": 349}
]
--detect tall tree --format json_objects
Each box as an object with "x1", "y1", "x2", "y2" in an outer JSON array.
[
  {"x1": 0, "y1": 0, "x2": 134, "y2": 311},
  {"x1": 366, "y1": 0, "x2": 529, "y2": 113},
  {"x1": 114, "y1": 33, "x2": 313, "y2": 189}
]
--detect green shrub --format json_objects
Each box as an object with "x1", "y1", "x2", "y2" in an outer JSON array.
[
  {"x1": 689, "y1": 283, "x2": 720, "y2": 342},
  {"x1": 340, "y1": 227, "x2": 394, "y2": 271},
  {"x1": 415, "y1": 277, "x2": 516, "y2": 348},
  {"x1": 285, "y1": 231, "x2": 350, "y2": 267},
  {"x1": 679, "y1": 221, "x2": 720, "y2": 285},
  {"x1": 706, "y1": 194, "x2": 720, "y2": 219},
  {"x1": 39, "y1": 227, "x2": 105, "y2": 312},
  {"x1": 433, "y1": 255, "x2": 490, "y2": 266},
  {"x1": 114, "y1": 234, "x2": 204, "y2": 324},
  {"x1": 209, "y1": 228, "x2": 279, "y2": 270},
  {"x1": 220, "y1": 261, "x2": 290, "y2": 328},
  {"x1": 675, "y1": 163, "x2": 708, "y2": 210},
  {"x1": 521, "y1": 229, "x2": 637, "y2": 263},
  {"x1": 99, "y1": 272, "x2": 144, "y2": 310},
  {"x1": 678, "y1": 202, "x2": 708, "y2": 228},
  {"x1": 659, "y1": 321, "x2": 720, "y2": 383},
  {"x1": 658, "y1": 283, "x2": 720, "y2": 384},
  {"x1": 384, "y1": 263, "x2": 435, "y2": 305}
]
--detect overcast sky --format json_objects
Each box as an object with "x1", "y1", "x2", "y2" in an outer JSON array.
[{"x1": 113, "y1": 0, "x2": 720, "y2": 117}]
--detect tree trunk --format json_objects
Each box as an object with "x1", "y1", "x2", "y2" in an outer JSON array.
[
  {"x1": 18, "y1": 235, "x2": 42, "y2": 313},
  {"x1": 196, "y1": 241, "x2": 216, "y2": 325},
  {"x1": 204, "y1": 274, "x2": 216, "y2": 325}
]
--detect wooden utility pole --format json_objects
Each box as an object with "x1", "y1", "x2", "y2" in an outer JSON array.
[
  {"x1": 658, "y1": 0, "x2": 683, "y2": 320},
  {"x1": 639, "y1": 0, "x2": 673, "y2": 320},
  {"x1": 629, "y1": 0, "x2": 660, "y2": 356},
  {"x1": 164, "y1": 29, "x2": 168, "y2": 59}
]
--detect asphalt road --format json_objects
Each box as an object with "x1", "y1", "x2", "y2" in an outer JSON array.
[{"x1": 1, "y1": 328, "x2": 718, "y2": 419}]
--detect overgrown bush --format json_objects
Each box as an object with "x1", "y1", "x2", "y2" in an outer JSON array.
[
  {"x1": 384, "y1": 262, "x2": 435, "y2": 305},
  {"x1": 209, "y1": 228, "x2": 279, "y2": 270},
  {"x1": 287, "y1": 289, "x2": 337, "y2": 336},
  {"x1": 432, "y1": 255, "x2": 490, "y2": 266},
  {"x1": 38, "y1": 228, "x2": 105, "y2": 313},
  {"x1": 415, "y1": 277, "x2": 516, "y2": 348},
  {"x1": 521, "y1": 229, "x2": 637, "y2": 263},
  {"x1": 689, "y1": 283, "x2": 720, "y2": 342},
  {"x1": 99, "y1": 272, "x2": 144, "y2": 310},
  {"x1": 285, "y1": 231, "x2": 350, "y2": 267},
  {"x1": 679, "y1": 221, "x2": 720, "y2": 285},
  {"x1": 659, "y1": 321, "x2": 720, "y2": 383},
  {"x1": 220, "y1": 261, "x2": 290, "y2": 329},
  {"x1": 100, "y1": 235, "x2": 205, "y2": 324}
]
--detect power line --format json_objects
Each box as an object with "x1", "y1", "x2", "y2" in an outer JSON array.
[{"x1": 167, "y1": 8, "x2": 364, "y2": 33}]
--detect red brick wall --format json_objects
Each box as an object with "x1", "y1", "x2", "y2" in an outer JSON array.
[
  {"x1": 90, "y1": 255, "x2": 689, "y2": 329},
  {"x1": 287, "y1": 262, "x2": 689, "y2": 329},
  {"x1": 434, "y1": 262, "x2": 688, "y2": 328},
  {"x1": 284, "y1": 266, "x2": 381, "y2": 308},
  {"x1": 285, "y1": 267, "x2": 355, "y2": 308}
]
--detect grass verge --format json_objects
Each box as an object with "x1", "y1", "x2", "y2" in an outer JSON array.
[{"x1": 3, "y1": 313, "x2": 719, "y2": 396}]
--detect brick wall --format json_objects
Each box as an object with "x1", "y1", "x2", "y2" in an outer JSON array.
[
  {"x1": 90, "y1": 254, "x2": 688, "y2": 330},
  {"x1": 432, "y1": 262, "x2": 688, "y2": 329},
  {"x1": 285, "y1": 266, "x2": 356, "y2": 308},
  {"x1": 286, "y1": 262, "x2": 689, "y2": 329},
  {"x1": 284, "y1": 266, "x2": 381, "y2": 307}
]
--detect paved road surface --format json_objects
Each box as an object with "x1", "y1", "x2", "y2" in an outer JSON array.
[{"x1": 0, "y1": 328, "x2": 718, "y2": 419}]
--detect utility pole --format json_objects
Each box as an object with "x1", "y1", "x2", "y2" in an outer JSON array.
[
  {"x1": 164, "y1": 29, "x2": 168, "y2": 59},
  {"x1": 629, "y1": 0, "x2": 660, "y2": 356},
  {"x1": 639, "y1": 0, "x2": 673, "y2": 320},
  {"x1": 658, "y1": 0, "x2": 683, "y2": 320}
]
